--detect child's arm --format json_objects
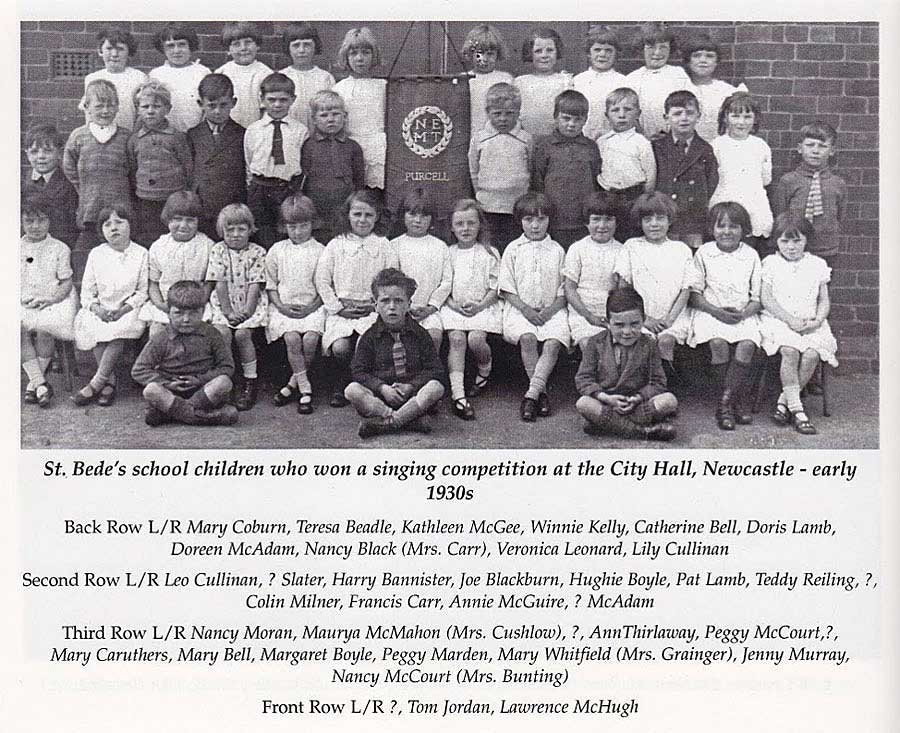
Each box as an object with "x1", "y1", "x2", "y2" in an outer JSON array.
[
  {"x1": 467, "y1": 137, "x2": 480, "y2": 193},
  {"x1": 538, "y1": 295, "x2": 566, "y2": 321},
  {"x1": 405, "y1": 329, "x2": 444, "y2": 393},
  {"x1": 131, "y1": 333, "x2": 166, "y2": 386},
  {"x1": 771, "y1": 174, "x2": 790, "y2": 217},
  {"x1": 149, "y1": 280, "x2": 166, "y2": 311},
  {"x1": 498, "y1": 250, "x2": 543, "y2": 325},
  {"x1": 428, "y1": 248, "x2": 454, "y2": 312},
  {"x1": 761, "y1": 280, "x2": 805, "y2": 332},
  {"x1": 640, "y1": 138, "x2": 656, "y2": 192},
  {"x1": 313, "y1": 246, "x2": 344, "y2": 315},
  {"x1": 113, "y1": 251, "x2": 149, "y2": 320},
  {"x1": 196, "y1": 331, "x2": 236, "y2": 384},
  {"x1": 62, "y1": 133, "x2": 80, "y2": 189},
  {"x1": 350, "y1": 331, "x2": 388, "y2": 397},
  {"x1": 243, "y1": 128, "x2": 254, "y2": 187},
  {"x1": 760, "y1": 139, "x2": 772, "y2": 187},
  {"x1": 798, "y1": 282, "x2": 831, "y2": 335},
  {"x1": 705, "y1": 144, "x2": 719, "y2": 195},
  {"x1": 529, "y1": 138, "x2": 547, "y2": 193},
  {"x1": 564, "y1": 278, "x2": 606, "y2": 326}
]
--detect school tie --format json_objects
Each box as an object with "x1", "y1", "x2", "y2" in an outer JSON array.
[
  {"x1": 677, "y1": 138, "x2": 688, "y2": 157},
  {"x1": 270, "y1": 120, "x2": 285, "y2": 165},
  {"x1": 33, "y1": 175, "x2": 46, "y2": 188},
  {"x1": 391, "y1": 332, "x2": 408, "y2": 382},
  {"x1": 805, "y1": 171, "x2": 824, "y2": 220}
]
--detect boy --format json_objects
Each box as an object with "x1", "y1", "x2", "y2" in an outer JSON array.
[
  {"x1": 188, "y1": 74, "x2": 247, "y2": 240},
  {"x1": 468, "y1": 82, "x2": 533, "y2": 251},
  {"x1": 773, "y1": 122, "x2": 846, "y2": 268},
  {"x1": 84, "y1": 26, "x2": 147, "y2": 131},
  {"x1": 215, "y1": 22, "x2": 272, "y2": 129},
  {"x1": 652, "y1": 90, "x2": 719, "y2": 249},
  {"x1": 300, "y1": 90, "x2": 365, "y2": 245},
  {"x1": 22, "y1": 123, "x2": 80, "y2": 246},
  {"x1": 530, "y1": 89, "x2": 601, "y2": 248},
  {"x1": 596, "y1": 87, "x2": 656, "y2": 241},
  {"x1": 575, "y1": 287, "x2": 677, "y2": 441},
  {"x1": 127, "y1": 80, "x2": 193, "y2": 245},
  {"x1": 132, "y1": 280, "x2": 238, "y2": 427},
  {"x1": 573, "y1": 25, "x2": 625, "y2": 141},
  {"x1": 345, "y1": 268, "x2": 445, "y2": 438},
  {"x1": 244, "y1": 72, "x2": 308, "y2": 248},
  {"x1": 149, "y1": 23, "x2": 211, "y2": 133}
]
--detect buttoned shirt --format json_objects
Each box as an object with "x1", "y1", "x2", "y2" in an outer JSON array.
[
  {"x1": 132, "y1": 321, "x2": 234, "y2": 385},
  {"x1": 597, "y1": 128, "x2": 656, "y2": 190},
  {"x1": 244, "y1": 114, "x2": 308, "y2": 180}
]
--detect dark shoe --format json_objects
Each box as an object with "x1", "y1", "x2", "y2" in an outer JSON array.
[
  {"x1": 272, "y1": 385, "x2": 296, "y2": 406},
  {"x1": 297, "y1": 393, "x2": 314, "y2": 414},
  {"x1": 194, "y1": 405, "x2": 239, "y2": 426},
  {"x1": 452, "y1": 397, "x2": 475, "y2": 421},
  {"x1": 358, "y1": 417, "x2": 394, "y2": 439},
  {"x1": 144, "y1": 405, "x2": 169, "y2": 427},
  {"x1": 330, "y1": 390, "x2": 349, "y2": 408},
  {"x1": 537, "y1": 391, "x2": 551, "y2": 417},
  {"x1": 792, "y1": 411, "x2": 817, "y2": 435},
  {"x1": 73, "y1": 383, "x2": 99, "y2": 406},
  {"x1": 582, "y1": 420, "x2": 603, "y2": 436},
  {"x1": 467, "y1": 372, "x2": 490, "y2": 398},
  {"x1": 644, "y1": 423, "x2": 677, "y2": 442},
  {"x1": 520, "y1": 397, "x2": 537, "y2": 422},
  {"x1": 771, "y1": 403, "x2": 791, "y2": 426},
  {"x1": 235, "y1": 379, "x2": 257, "y2": 411},
  {"x1": 407, "y1": 414, "x2": 433, "y2": 434},
  {"x1": 427, "y1": 399, "x2": 441, "y2": 416},
  {"x1": 805, "y1": 381, "x2": 823, "y2": 396},
  {"x1": 715, "y1": 391, "x2": 735, "y2": 431},
  {"x1": 36, "y1": 383, "x2": 54, "y2": 408},
  {"x1": 24, "y1": 387, "x2": 38, "y2": 404},
  {"x1": 97, "y1": 384, "x2": 116, "y2": 407}
]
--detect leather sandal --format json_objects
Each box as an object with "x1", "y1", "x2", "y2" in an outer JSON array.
[
  {"x1": 791, "y1": 411, "x2": 817, "y2": 435},
  {"x1": 297, "y1": 393, "x2": 314, "y2": 414},
  {"x1": 771, "y1": 403, "x2": 791, "y2": 426},
  {"x1": 520, "y1": 397, "x2": 537, "y2": 422},
  {"x1": 452, "y1": 397, "x2": 475, "y2": 421},
  {"x1": 73, "y1": 384, "x2": 99, "y2": 406},
  {"x1": 97, "y1": 384, "x2": 116, "y2": 406},
  {"x1": 24, "y1": 387, "x2": 38, "y2": 404},
  {"x1": 467, "y1": 373, "x2": 490, "y2": 398},
  {"x1": 272, "y1": 385, "x2": 297, "y2": 406}
]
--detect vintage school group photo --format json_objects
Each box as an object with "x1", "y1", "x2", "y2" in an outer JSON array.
[{"x1": 18, "y1": 20, "x2": 880, "y2": 448}]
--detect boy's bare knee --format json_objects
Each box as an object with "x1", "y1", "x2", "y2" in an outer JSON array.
[
  {"x1": 344, "y1": 382, "x2": 365, "y2": 402},
  {"x1": 575, "y1": 395, "x2": 598, "y2": 415},
  {"x1": 654, "y1": 392, "x2": 678, "y2": 415},
  {"x1": 207, "y1": 375, "x2": 232, "y2": 396}
]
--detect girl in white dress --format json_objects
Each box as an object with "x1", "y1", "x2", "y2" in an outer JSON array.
[
  {"x1": 500, "y1": 193, "x2": 569, "y2": 422},
  {"x1": 689, "y1": 202, "x2": 762, "y2": 430},
  {"x1": 314, "y1": 189, "x2": 399, "y2": 406},
  {"x1": 332, "y1": 28, "x2": 387, "y2": 191},
  {"x1": 21, "y1": 199, "x2": 78, "y2": 407},
  {"x1": 139, "y1": 191, "x2": 214, "y2": 337},
  {"x1": 462, "y1": 24, "x2": 514, "y2": 136},
  {"x1": 709, "y1": 92, "x2": 773, "y2": 245},
  {"x1": 280, "y1": 23, "x2": 337, "y2": 127},
  {"x1": 391, "y1": 188, "x2": 451, "y2": 353},
  {"x1": 266, "y1": 195, "x2": 326, "y2": 415},
  {"x1": 215, "y1": 22, "x2": 272, "y2": 129},
  {"x1": 514, "y1": 27, "x2": 573, "y2": 138},
  {"x1": 441, "y1": 200, "x2": 502, "y2": 420},
  {"x1": 73, "y1": 203, "x2": 148, "y2": 407},
  {"x1": 149, "y1": 24, "x2": 211, "y2": 133},
  {"x1": 681, "y1": 32, "x2": 747, "y2": 142},
  {"x1": 760, "y1": 213, "x2": 838, "y2": 436},
  {"x1": 573, "y1": 25, "x2": 626, "y2": 140}
]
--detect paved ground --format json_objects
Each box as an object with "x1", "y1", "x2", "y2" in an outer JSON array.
[{"x1": 21, "y1": 350, "x2": 879, "y2": 450}]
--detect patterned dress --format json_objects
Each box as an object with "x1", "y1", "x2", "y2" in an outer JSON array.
[{"x1": 206, "y1": 242, "x2": 269, "y2": 328}]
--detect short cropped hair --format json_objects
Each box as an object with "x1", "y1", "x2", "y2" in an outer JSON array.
[
  {"x1": 336, "y1": 189, "x2": 384, "y2": 236},
  {"x1": 371, "y1": 267, "x2": 417, "y2": 300},
  {"x1": 584, "y1": 24, "x2": 621, "y2": 54},
  {"x1": 161, "y1": 191, "x2": 203, "y2": 222},
  {"x1": 718, "y1": 92, "x2": 761, "y2": 135},
  {"x1": 260, "y1": 72, "x2": 295, "y2": 96},
  {"x1": 198, "y1": 73, "x2": 234, "y2": 101},
  {"x1": 636, "y1": 22, "x2": 676, "y2": 51},
  {"x1": 22, "y1": 197, "x2": 52, "y2": 220},
  {"x1": 309, "y1": 89, "x2": 345, "y2": 114},
  {"x1": 513, "y1": 191, "x2": 553, "y2": 221},
  {"x1": 280, "y1": 193, "x2": 319, "y2": 225},
  {"x1": 336, "y1": 27, "x2": 381, "y2": 70},
  {"x1": 522, "y1": 27, "x2": 563, "y2": 63},
  {"x1": 216, "y1": 203, "x2": 256, "y2": 238},
  {"x1": 485, "y1": 82, "x2": 521, "y2": 111},
  {"x1": 222, "y1": 22, "x2": 263, "y2": 47},
  {"x1": 166, "y1": 280, "x2": 207, "y2": 310},
  {"x1": 83, "y1": 79, "x2": 119, "y2": 108},
  {"x1": 631, "y1": 191, "x2": 677, "y2": 223},
  {"x1": 583, "y1": 191, "x2": 619, "y2": 220},
  {"x1": 708, "y1": 201, "x2": 751, "y2": 236},
  {"x1": 664, "y1": 89, "x2": 700, "y2": 114},
  {"x1": 154, "y1": 23, "x2": 199, "y2": 53},
  {"x1": 798, "y1": 121, "x2": 838, "y2": 145},
  {"x1": 554, "y1": 89, "x2": 589, "y2": 118},
  {"x1": 96, "y1": 202, "x2": 134, "y2": 238},
  {"x1": 606, "y1": 87, "x2": 639, "y2": 109},
  {"x1": 770, "y1": 212, "x2": 816, "y2": 247},
  {"x1": 606, "y1": 286, "x2": 645, "y2": 318},
  {"x1": 134, "y1": 79, "x2": 172, "y2": 108},
  {"x1": 681, "y1": 32, "x2": 720, "y2": 60},
  {"x1": 24, "y1": 122, "x2": 64, "y2": 151},
  {"x1": 282, "y1": 22, "x2": 323, "y2": 55},
  {"x1": 462, "y1": 24, "x2": 508, "y2": 62},
  {"x1": 96, "y1": 26, "x2": 138, "y2": 57}
]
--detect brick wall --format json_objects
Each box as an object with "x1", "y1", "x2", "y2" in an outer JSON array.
[{"x1": 19, "y1": 20, "x2": 879, "y2": 373}]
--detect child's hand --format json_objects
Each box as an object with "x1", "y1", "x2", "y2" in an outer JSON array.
[
  {"x1": 644, "y1": 316, "x2": 667, "y2": 334},
  {"x1": 393, "y1": 383, "x2": 414, "y2": 400},
  {"x1": 25, "y1": 296, "x2": 52, "y2": 310},
  {"x1": 455, "y1": 301, "x2": 476, "y2": 316},
  {"x1": 587, "y1": 313, "x2": 607, "y2": 328},
  {"x1": 617, "y1": 394, "x2": 642, "y2": 414},
  {"x1": 601, "y1": 393, "x2": 631, "y2": 412},
  {"x1": 225, "y1": 311, "x2": 245, "y2": 327},
  {"x1": 379, "y1": 384, "x2": 406, "y2": 407},
  {"x1": 522, "y1": 306, "x2": 544, "y2": 326},
  {"x1": 797, "y1": 318, "x2": 820, "y2": 335},
  {"x1": 290, "y1": 303, "x2": 313, "y2": 319},
  {"x1": 787, "y1": 316, "x2": 806, "y2": 332},
  {"x1": 714, "y1": 307, "x2": 743, "y2": 325}
]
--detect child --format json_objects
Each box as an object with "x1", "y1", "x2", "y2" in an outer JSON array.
[
  {"x1": 391, "y1": 188, "x2": 452, "y2": 353},
  {"x1": 265, "y1": 194, "x2": 326, "y2": 414},
  {"x1": 188, "y1": 74, "x2": 247, "y2": 240},
  {"x1": 500, "y1": 193, "x2": 569, "y2": 421},
  {"x1": 63, "y1": 79, "x2": 133, "y2": 261},
  {"x1": 575, "y1": 286, "x2": 677, "y2": 441},
  {"x1": 20, "y1": 198, "x2": 78, "y2": 407},
  {"x1": 301, "y1": 90, "x2": 365, "y2": 244},
  {"x1": 759, "y1": 213, "x2": 838, "y2": 435},
  {"x1": 72, "y1": 203, "x2": 148, "y2": 407},
  {"x1": 149, "y1": 23, "x2": 212, "y2": 133},
  {"x1": 132, "y1": 280, "x2": 238, "y2": 427},
  {"x1": 279, "y1": 23, "x2": 336, "y2": 126},
  {"x1": 596, "y1": 87, "x2": 656, "y2": 241},
  {"x1": 206, "y1": 203, "x2": 269, "y2": 410},
  {"x1": 244, "y1": 72, "x2": 308, "y2": 248},
  {"x1": 613, "y1": 192, "x2": 694, "y2": 371},
  {"x1": 623, "y1": 22, "x2": 693, "y2": 139},
  {"x1": 563, "y1": 192, "x2": 621, "y2": 351},
  {"x1": 314, "y1": 190, "x2": 399, "y2": 407},
  {"x1": 84, "y1": 26, "x2": 147, "y2": 131},
  {"x1": 215, "y1": 22, "x2": 272, "y2": 129},
  {"x1": 332, "y1": 28, "x2": 387, "y2": 191},
  {"x1": 22, "y1": 123, "x2": 79, "y2": 247},
  {"x1": 531, "y1": 89, "x2": 601, "y2": 248},
  {"x1": 346, "y1": 268, "x2": 445, "y2": 438},
  {"x1": 709, "y1": 92, "x2": 773, "y2": 247},
  {"x1": 573, "y1": 25, "x2": 625, "y2": 141},
  {"x1": 682, "y1": 32, "x2": 746, "y2": 142},
  {"x1": 467, "y1": 82, "x2": 533, "y2": 251},
  {"x1": 689, "y1": 202, "x2": 762, "y2": 430},
  {"x1": 514, "y1": 27, "x2": 573, "y2": 138},
  {"x1": 127, "y1": 79, "x2": 194, "y2": 245},
  {"x1": 652, "y1": 90, "x2": 719, "y2": 249},
  {"x1": 773, "y1": 122, "x2": 846, "y2": 269},
  {"x1": 440, "y1": 200, "x2": 502, "y2": 420},
  {"x1": 139, "y1": 191, "x2": 214, "y2": 337},
  {"x1": 462, "y1": 24, "x2": 514, "y2": 137}
]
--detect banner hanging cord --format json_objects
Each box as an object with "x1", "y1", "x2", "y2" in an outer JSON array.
[{"x1": 387, "y1": 21, "x2": 468, "y2": 79}]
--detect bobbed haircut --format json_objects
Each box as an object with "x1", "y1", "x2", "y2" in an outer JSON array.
[
  {"x1": 718, "y1": 92, "x2": 762, "y2": 135},
  {"x1": 222, "y1": 21, "x2": 263, "y2": 47},
  {"x1": 96, "y1": 26, "x2": 138, "y2": 57},
  {"x1": 280, "y1": 193, "x2": 319, "y2": 225},
  {"x1": 216, "y1": 203, "x2": 256, "y2": 238},
  {"x1": 513, "y1": 191, "x2": 553, "y2": 221},
  {"x1": 25, "y1": 122, "x2": 65, "y2": 151},
  {"x1": 336, "y1": 189, "x2": 384, "y2": 236},
  {"x1": 371, "y1": 267, "x2": 417, "y2": 300},
  {"x1": 636, "y1": 22, "x2": 676, "y2": 51},
  {"x1": 583, "y1": 191, "x2": 619, "y2": 220},
  {"x1": 309, "y1": 89, "x2": 346, "y2": 114},
  {"x1": 336, "y1": 27, "x2": 381, "y2": 70},
  {"x1": 606, "y1": 286, "x2": 645, "y2": 318},
  {"x1": 462, "y1": 24, "x2": 508, "y2": 62},
  {"x1": 22, "y1": 196, "x2": 52, "y2": 220},
  {"x1": 485, "y1": 82, "x2": 521, "y2": 111},
  {"x1": 770, "y1": 212, "x2": 816, "y2": 247},
  {"x1": 708, "y1": 201, "x2": 751, "y2": 236},
  {"x1": 522, "y1": 27, "x2": 563, "y2": 62},
  {"x1": 631, "y1": 191, "x2": 677, "y2": 223},
  {"x1": 449, "y1": 198, "x2": 494, "y2": 250},
  {"x1": 606, "y1": 87, "x2": 639, "y2": 109},
  {"x1": 282, "y1": 22, "x2": 323, "y2": 55},
  {"x1": 584, "y1": 24, "x2": 621, "y2": 54},
  {"x1": 681, "y1": 32, "x2": 720, "y2": 59},
  {"x1": 396, "y1": 186, "x2": 438, "y2": 220},
  {"x1": 161, "y1": 190, "x2": 203, "y2": 222},
  {"x1": 83, "y1": 78, "x2": 119, "y2": 108},
  {"x1": 96, "y1": 202, "x2": 134, "y2": 238},
  {"x1": 166, "y1": 280, "x2": 207, "y2": 310},
  {"x1": 154, "y1": 23, "x2": 199, "y2": 53}
]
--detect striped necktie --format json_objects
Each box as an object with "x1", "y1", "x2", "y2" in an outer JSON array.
[
  {"x1": 805, "y1": 171, "x2": 824, "y2": 220},
  {"x1": 271, "y1": 120, "x2": 285, "y2": 165},
  {"x1": 391, "y1": 331, "x2": 407, "y2": 381}
]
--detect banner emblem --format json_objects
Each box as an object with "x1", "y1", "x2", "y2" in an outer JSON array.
[{"x1": 401, "y1": 106, "x2": 453, "y2": 159}]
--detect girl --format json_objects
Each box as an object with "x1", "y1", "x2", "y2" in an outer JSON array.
[
  {"x1": 215, "y1": 22, "x2": 272, "y2": 129},
  {"x1": 514, "y1": 27, "x2": 573, "y2": 138},
  {"x1": 709, "y1": 92, "x2": 773, "y2": 246},
  {"x1": 72, "y1": 203, "x2": 148, "y2": 407},
  {"x1": 500, "y1": 192, "x2": 569, "y2": 422},
  {"x1": 21, "y1": 199, "x2": 78, "y2": 407},
  {"x1": 563, "y1": 192, "x2": 621, "y2": 351},
  {"x1": 280, "y1": 23, "x2": 336, "y2": 126},
  {"x1": 391, "y1": 188, "x2": 452, "y2": 353},
  {"x1": 682, "y1": 32, "x2": 747, "y2": 142},
  {"x1": 149, "y1": 23, "x2": 212, "y2": 133},
  {"x1": 623, "y1": 22, "x2": 693, "y2": 138},
  {"x1": 462, "y1": 24, "x2": 514, "y2": 135},
  {"x1": 613, "y1": 192, "x2": 695, "y2": 372},
  {"x1": 84, "y1": 26, "x2": 147, "y2": 131},
  {"x1": 573, "y1": 24, "x2": 625, "y2": 140},
  {"x1": 314, "y1": 190, "x2": 399, "y2": 407},
  {"x1": 440, "y1": 200, "x2": 502, "y2": 420},
  {"x1": 266, "y1": 194, "x2": 326, "y2": 414},
  {"x1": 332, "y1": 28, "x2": 387, "y2": 190},
  {"x1": 139, "y1": 191, "x2": 214, "y2": 337},
  {"x1": 759, "y1": 213, "x2": 838, "y2": 435},
  {"x1": 689, "y1": 202, "x2": 762, "y2": 430},
  {"x1": 206, "y1": 203, "x2": 268, "y2": 411}
]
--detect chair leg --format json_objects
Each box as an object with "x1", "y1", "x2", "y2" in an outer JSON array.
[
  {"x1": 820, "y1": 363, "x2": 830, "y2": 418},
  {"x1": 752, "y1": 355, "x2": 770, "y2": 414},
  {"x1": 57, "y1": 339, "x2": 75, "y2": 392}
]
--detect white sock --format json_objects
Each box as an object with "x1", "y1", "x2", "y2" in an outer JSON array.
[
  {"x1": 38, "y1": 356, "x2": 52, "y2": 374},
  {"x1": 449, "y1": 371, "x2": 465, "y2": 400},
  {"x1": 23, "y1": 359, "x2": 43, "y2": 387},
  {"x1": 242, "y1": 360, "x2": 258, "y2": 379},
  {"x1": 294, "y1": 370, "x2": 311, "y2": 393}
]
